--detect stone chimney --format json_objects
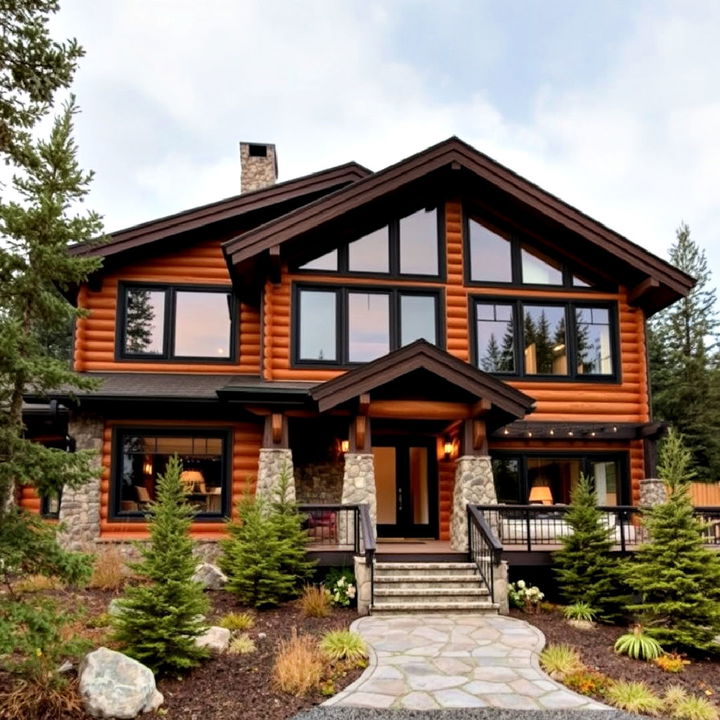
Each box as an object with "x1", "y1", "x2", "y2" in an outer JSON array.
[{"x1": 240, "y1": 142, "x2": 278, "y2": 193}]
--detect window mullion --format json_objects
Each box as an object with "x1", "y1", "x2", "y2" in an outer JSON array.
[{"x1": 165, "y1": 287, "x2": 174, "y2": 359}]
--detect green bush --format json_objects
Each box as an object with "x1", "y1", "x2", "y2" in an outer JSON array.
[
  {"x1": 324, "y1": 568, "x2": 356, "y2": 607},
  {"x1": 563, "y1": 602, "x2": 597, "y2": 622},
  {"x1": 614, "y1": 625, "x2": 664, "y2": 661},
  {"x1": 111, "y1": 455, "x2": 210, "y2": 675},
  {"x1": 605, "y1": 681, "x2": 664, "y2": 715},
  {"x1": 319, "y1": 630, "x2": 367, "y2": 663}
]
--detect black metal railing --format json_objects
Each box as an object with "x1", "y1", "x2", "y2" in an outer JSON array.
[
  {"x1": 473, "y1": 504, "x2": 720, "y2": 553},
  {"x1": 299, "y1": 503, "x2": 360, "y2": 550},
  {"x1": 467, "y1": 505, "x2": 503, "y2": 603}
]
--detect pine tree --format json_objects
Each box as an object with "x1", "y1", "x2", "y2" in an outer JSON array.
[
  {"x1": 624, "y1": 429, "x2": 720, "y2": 653},
  {"x1": 270, "y1": 464, "x2": 315, "y2": 587},
  {"x1": 648, "y1": 224, "x2": 720, "y2": 479},
  {"x1": 111, "y1": 456, "x2": 210, "y2": 674},
  {"x1": 219, "y1": 490, "x2": 295, "y2": 607},
  {"x1": 553, "y1": 474, "x2": 624, "y2": 621}
]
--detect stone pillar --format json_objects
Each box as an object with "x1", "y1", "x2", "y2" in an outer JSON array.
[
  {"x1": 639, "y1": 478, "x2": 667, "y2": 507},
  {"x1": 340, "y1": 453, "x2": 376, "y2": 546},
  {"x1": 353, "y1": 555, "x2": 372, "y2": 616},
  {"x1": 256, "y1": 448, "x2": 294, "y2": 502},
  {"x1": 58, "y1": 412, "x2": 103, "y2": 551},
  {"x1": 450, "y1": 455, "x2": 496, "y2": 551},
  {"x1": 495, "y1": 560, "x2": 510, "y2": 615}
]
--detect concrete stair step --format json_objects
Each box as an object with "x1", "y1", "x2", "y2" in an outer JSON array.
[
  {"x1": 374, "y1": 587, "x2": 489, "y2": 598},
  {"x1": 375, "y1": 562, "x2": 477, "y2": 571},
  {"x1": 371, "y1": 600, "x2": 499, "y2": 614},
  {"x1": 375, "y1": 577, "x2": 483, "y2": 590},
  {"x1": 374, "y1": 563, "x2": 479, "y2": 579}
]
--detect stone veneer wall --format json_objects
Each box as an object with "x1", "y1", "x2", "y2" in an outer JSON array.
[
  {"x1": 57, "y1": 413, "x2": 103, "y2": 550},
  {"x1": 340, "y1": 453, "x2": 376, "y2": 546},
  {"x1": 256, "y1": 448, "x2": 295, "y2": 502},
  {"x1": 639, "y1": 478, "x2": 668, "y2": 507},
  {"x1": 295, "y1": 462, "x2": 344, "y2": 504},
  {"x1": 450, "y1": 455, "x2": 496, "y2": 551}
]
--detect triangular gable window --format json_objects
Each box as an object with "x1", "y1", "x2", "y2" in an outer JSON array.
[
  {"x1": 520, "y1": 245, "x2": 563, "y2": 285},
  {"x1": 299, "y1": 249, "x2": 337, "y2": 271}
]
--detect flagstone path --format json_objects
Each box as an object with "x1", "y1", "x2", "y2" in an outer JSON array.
[{"x1": 324, "y1": 614, "x2": 610, "y2": 712}]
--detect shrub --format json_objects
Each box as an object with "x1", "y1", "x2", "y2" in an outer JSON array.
[
  {"x1": 300, "y1": 585, "x2": 332, "y2": 618},
  {"x1": 13, "y1": 574, "x2": 64, "y2": 593},
  {"x1": 665, "y1": 685, "x2": 690, "y2": 709},
  {"x1": 563, "y1": 602, "x2": 597, "y2": 622},
  {"x1": 0, "y1": 677, "x2": 83, "y2": 720},
  {"x1": 219, "y1": 611, "x2": 255, "y2": 631},
  {"x1": 86, "y1": 612, "x2": 112, "y2": 629},
  {"x1": 228, "y1": 634, "x2": 256, "y2": 655},
  {"x1": 552, "y1": 473, "x2": 626, "y2": 622},
  {"x1": 319, "y1": 630, "x2": 367, "y2": 664},
  {"x1": 605, "y1": 680, "x2": 664, "y2": 715},
  {"x1": 111, "y1": 455, "x2": 210, "y2": 675},
  {"x1": 272, "y1": 630, "x2": 324, "y2": 696},
  {"x1": 563, "y1": 669, "x2": 610, "y2": 696},
  {"x1": 655, "y1": 652, "x2": 690, "y2": 673},
  {"x1": 88, "y1": 546, "x2": 126, "y2": 590},
  {"x1": 671, "y1": 695, "x2": 720, "y2": 720},
  {"x1": 508, "y1": 579, "x2": 544, "y2": 611},
  {"x1": 324, "y1": 568, "x2": 356, "y2": 608},
  {"x1": 614, "y1": 625, "x2": 664, "y2": 660},
  {"x1": 623, "y1": 429, "x2": 720, "y2": 654},
  {"x1": 538, "y1": 644, "x2": 583, "y2": 679}
]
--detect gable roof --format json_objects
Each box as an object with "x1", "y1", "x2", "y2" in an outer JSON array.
[
  {"x1": 223, "y1": 137, "x2": 694, "y2": 314},
  {"x1": 69, "y1": 161, "x2": 370, "y2": 261},
  {"x1": 309, "y1": 339, "x2": 535, "y2": 429}
]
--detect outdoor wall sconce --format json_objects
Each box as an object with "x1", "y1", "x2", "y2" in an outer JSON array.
[
  {"x1": 443, "y1": 437, "x2": 454, "y2": 461},
  {"x1": 340, "y1": 439, "x2": 349, "y2": 454}
]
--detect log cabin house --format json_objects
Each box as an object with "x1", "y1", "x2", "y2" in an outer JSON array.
[{"x1": 22, "y1": 137, "x2": 697, "y2": 610}]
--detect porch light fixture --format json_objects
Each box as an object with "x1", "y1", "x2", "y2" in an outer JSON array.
[
  {"x1": 443, "y1": 437, "x2": 453, "y2": 461},
  {"x1": 340, "y1": 439, "x2": 349, "y2": 454}
]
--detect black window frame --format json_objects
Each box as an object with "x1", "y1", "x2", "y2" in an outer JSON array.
[
  {"x1": 40, "y1": 488, "x2": 62, "y2": 519},
  {"x1": 490, "y1": 450, "x2": 631, "y2": 506},
  {"x1": 116, "y1": 282, "x2": 238, "y2": 363},
  {"x1": 470, "y1": 297, "x2": 620, "y2": 382},
  {"x1": 294, "y1": 205, "x2": 446, "y2": 282},
  {"x1": 109, "y1": 426, "x2": 232, "y2": 522},
  {"x1": 292, "y1": 283, "x2": 444, "y2": 367},
  {"x1": 463, "y1": 210, "x2": 613, "y2": 291}
]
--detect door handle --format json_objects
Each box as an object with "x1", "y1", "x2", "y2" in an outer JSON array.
[{"x1": 397, "y1": 486, "x2": 403, "y2": 511}]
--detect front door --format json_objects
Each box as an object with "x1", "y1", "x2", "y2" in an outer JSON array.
[{"x1": 374, "y1": 439, "x2": 438, "y2": 538}]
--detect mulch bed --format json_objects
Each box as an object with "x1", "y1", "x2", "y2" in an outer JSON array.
[
  {"x1": 0, "y1": 588, "x2": 362, "y2": 720},
  {"x1": 513, "y1": 607, "x2": 720, "y2": 704}
]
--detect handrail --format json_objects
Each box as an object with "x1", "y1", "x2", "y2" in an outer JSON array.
[
  {"x1": 467, "y1": 505, "x2": 503, "y2": 603},
  {"x1": 357, "y1": 503, "x2": 376, "y2": 609}
]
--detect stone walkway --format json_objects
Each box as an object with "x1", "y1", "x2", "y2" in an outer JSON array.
[{"x1": 324, "y1": 614, "x2": 610, "y2": 712}]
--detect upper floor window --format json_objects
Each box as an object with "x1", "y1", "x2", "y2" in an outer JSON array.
[
  {"x1": 466, "y1": 215, "x2": 598, "y2": 288},
  {"x1": 473, "y1": 298, "x2": 616, "y2": 380},
  {"x1": 119, "y1": 284, "x2": 235, "y2": 361},
  {"x1": 294, "y1": 284, "x2": 441, "y2": 365},
  {"x1": 298, "y1": 208, "x2": 441, "y2": 279}
]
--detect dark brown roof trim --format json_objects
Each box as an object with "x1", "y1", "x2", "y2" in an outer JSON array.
[
  {"x1": 70, "y1": 162, "x2": 370, "y2": 259},
  {"x1": 223, "y1": 137, "x2": 694, "y2": 297},
  {"x1": 310, "y1": 339, "x2": 536, "y2": 419}
]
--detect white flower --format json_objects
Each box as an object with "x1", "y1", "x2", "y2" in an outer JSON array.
[
  {"x1": 517, "y1": 580, "x2": 526, "y2": 589},
  {"x1": 337, "y1": 577, "x2": 346, "y2": 587},
  {"x1": 347, "y1": 585, "x2": 356, "y2": 599}
]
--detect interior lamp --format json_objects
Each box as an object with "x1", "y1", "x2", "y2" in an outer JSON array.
[
  {"x1": 528, "y1": 482, "x2": 553, "y2": 505},
  {"x1": 180, "y1": 469, "x2": 205, "y2": 493}
]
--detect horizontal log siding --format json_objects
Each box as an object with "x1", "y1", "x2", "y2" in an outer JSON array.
[
  {"x1": 265, "y1": 200, "x2": 650, "y2": 424},
  {"x1": 490, "y1": 438, "x2": 645, "y2": 505},
  {"x1": 74, "y1": 238, "x2": 261, "y2": 374},
  {"x1": 438, "y1": 460, "x2": 454, "y2": 541},
  {"x1": 18, "y1": 485, "x2": 41, "y2": 513},
  {"x1": 99, "y1": 419, "x2": 262, "y2": 539}
]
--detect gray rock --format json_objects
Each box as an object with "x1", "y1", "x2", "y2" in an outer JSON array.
[
  {"x1": 108, "y1": 598, "x2": 125, "y2": 617},
  {"x1": 79, "y1": 647, "x2": 163, "y2": 719},
  {"x1": 195, "y1": 626, "x2": 231, "y2": 653},
  {"x1": 192, "y1": 562, "x2": 228, "y2": 590}
]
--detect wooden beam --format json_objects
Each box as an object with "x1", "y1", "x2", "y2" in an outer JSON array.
[
  {"x1": 350, "y1": 415, "x2": 371, "y2": 453},
  {"x1": 262, "y1": 412, "x2": 288, "y2": 448},
  {"x1": 358, "y1": 393, "x2": 370, "y2": 416},
  {"x1": 269, "y1": 245, "x2": 282, "y2": 284},
  {"x1": 462, "y1": 418, "x2": 488, "y2": 455},
  {"x1": 628, "y1": 277, "x2": 660, "y2": 306},
  {"x1": 369, "y1": 400, "x2": 471, "y2": 420},
  {"x1": 471, "y1": 398, "x2": 492, "y2": 416}
]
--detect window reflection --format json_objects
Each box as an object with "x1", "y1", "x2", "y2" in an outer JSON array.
[
  {"x1": 349, "y1": 228, "x2": 389, "y2": 273},
  {"x1": 521, "y1": 246, "x2": 563, "y2": 285},
  {"x1": 400, "y1": 295, "x2": 436, "y2": 346},
  {"x1": 576, "y1": 307, "x2": 612, "y2": 374},
  {"x1": 523, "y1": 305, "x2": 568, "y2": 375},
  {"x1": 299, "y1": 290, "x2": 336, "y2": 361},
  {"x1": 300, "y1": 249, "x2": 337, "y2": 271},
  {"x1": 124, "y1": 289, "x2": 165, "y2": 355},
  {"x1": 492, "y1": 457, "x2": 522, "y2": 504},
  {"x1": 469, "y1": 219, "x2": 512, "y2": 282},
  {"x1": 476, "y1": 303, "x2": 515, "y2": 372},
  {"x1": 174, "y1": 291, "x2": 231, "y2": 358},
  {"x1": 399, "y1": 209, "x2": 438, "y2": 275},
  {"x1": 348, "y1": 292, "x2": 389, "y2": 361}
]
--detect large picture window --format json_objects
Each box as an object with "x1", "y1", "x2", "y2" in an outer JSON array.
[
  {"x1": 119, "y1": 284, "x2": 235, "y2": 361},
  {"x1": 473, "y1": 299, "x2": 616, "y2": 380},
  {"x1": 294, "y1": 285, "x2": 441, "y2": 365},
  {"x1": 490, "y1": 453, "x2": 627, "y2": 506},
  {"x1": 297, "y1": 208, "x2": 442, "y2": 279},
  {"x1": 112, "y1": 429, "x2": 230, "y2": 520}
]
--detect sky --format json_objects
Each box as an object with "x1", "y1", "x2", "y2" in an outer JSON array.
[{"x1": 51, "y1": 0, "x2": 720, "y2": 289}]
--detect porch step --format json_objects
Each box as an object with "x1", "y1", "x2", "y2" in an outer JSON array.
[{"x1": 371, "y1": 561, "x2": 496, "y2": 615}]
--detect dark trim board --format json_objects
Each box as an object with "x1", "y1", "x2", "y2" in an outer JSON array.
[{"x1": 502, "y1": 550, "x2": 633, "y2": 567}]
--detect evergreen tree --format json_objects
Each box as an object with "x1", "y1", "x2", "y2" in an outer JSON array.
[
  {"x1": 624, "y1": 429, "x2": 720, "y2": 653},
  {"x1": 552, "y1": 474, "x2": 624, "y2": 621},
  {"x1": 648, "y1": 224, "x2": 720, "y2": 479},
  {"x1": 111, "y1": 456, "x2": 210, "y2": 675},
  {"x1": 219, "y1": 490, "x2": 295, "y2": 607},
  {"x1": 480, "y1": 334, "x2": 502, "y2": 372}
]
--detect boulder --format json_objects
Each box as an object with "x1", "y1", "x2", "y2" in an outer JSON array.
[
  {"x1": 79, "y1": 647, "x2": 163, "y2": 719},
  {"x1": 192, "y1": 562, "x2": 228, "y2": 590},
  {"x1": 107, "y1": 598, "x2": 125, "y2": 617},
  {"x1": 195, "y1": 626, "x2": 231, "y2": 653}
]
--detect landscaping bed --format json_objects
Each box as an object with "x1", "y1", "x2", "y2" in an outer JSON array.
[
  {"x1": 513, "y1": 606, "x2": 720, "y2": 705},
  {"x1": 0, "y1": 587, "x2": 363, "y2": 720}
]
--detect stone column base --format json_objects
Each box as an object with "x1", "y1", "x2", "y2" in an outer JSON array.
[
  {"x1": 450, "y1": 455, "x2": 497, "y2": 551},
  {"x1": 639, "y1": 478, "x2": 667, "y2": 507},
  {"x1": 256, "y1": 448, "x2": 294, "y2": 503},
  {"x1": 340, "y1": 453, "x2": 376, "y2": 545},
  {"x1": 353, "y1": 554, "x2": 372, "y2": 616}
]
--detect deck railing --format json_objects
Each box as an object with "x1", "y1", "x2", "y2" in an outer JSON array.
[
  {"x1": 467, "y1": 505, "x2": 503, "y2": 603},
  {"x1": 473, "y1": 504, "x2": 720, "y2": 553}
]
